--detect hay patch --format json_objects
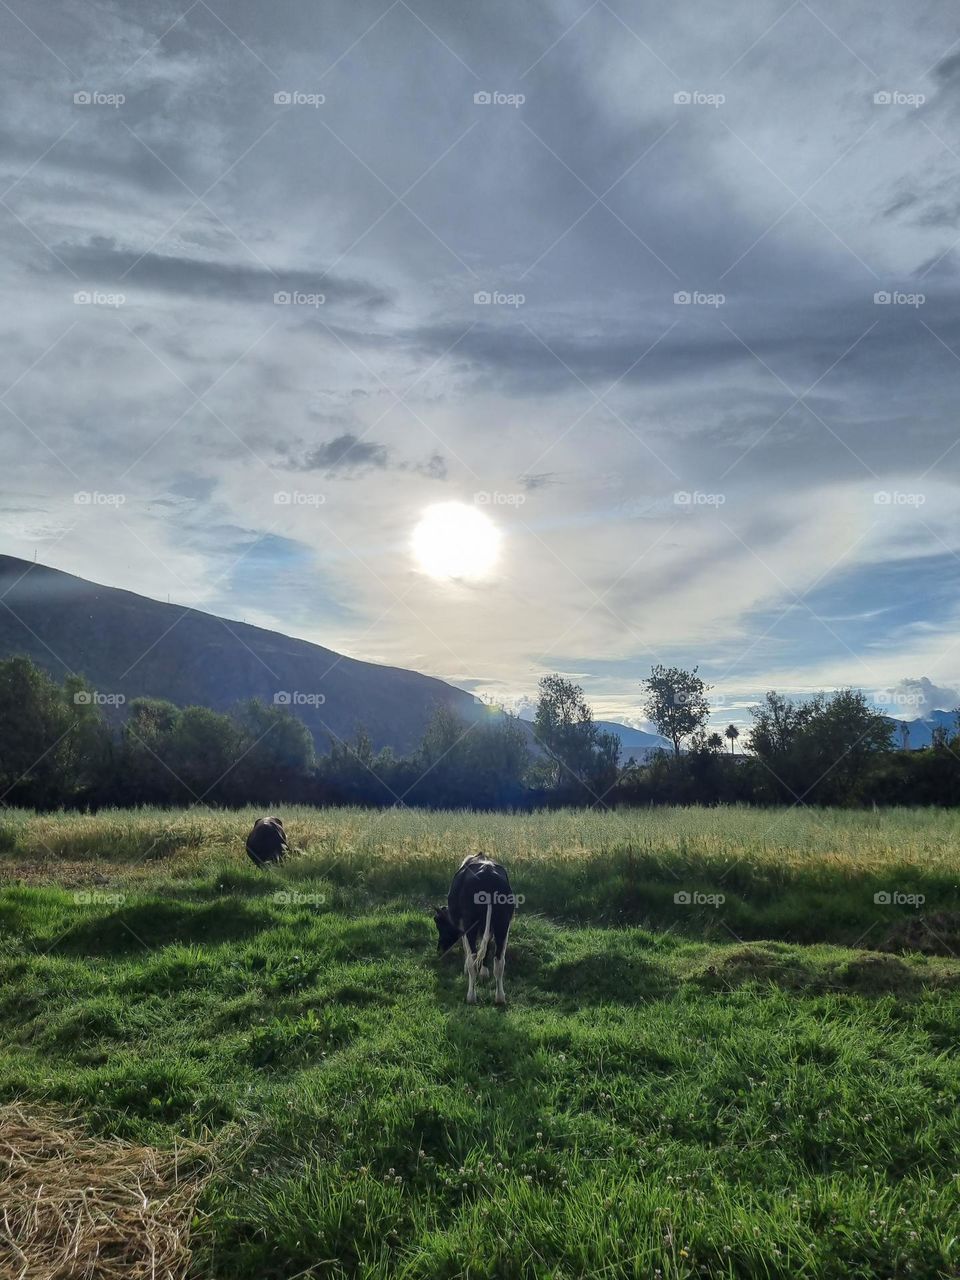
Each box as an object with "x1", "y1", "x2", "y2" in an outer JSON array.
[{"x1": 0, "y1": 1103, "x2": 211, "y2": 1280}]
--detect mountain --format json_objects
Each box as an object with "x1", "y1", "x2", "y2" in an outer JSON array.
[
  {"x1": 0, "y1": 556, "x2": 488, "y2": 754},
  {"x1": 0, "y1": 556, "x2": 671, "y2": 762},
  {"x1": 885, "y1": 710, "x2": 958, "y2": 750},
  {"x1": 595, "y1": 720, "x2": 670, "y2": 759}
]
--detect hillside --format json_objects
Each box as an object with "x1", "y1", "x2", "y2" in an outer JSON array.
[
  {"x1": 889, "y1": 709, "x2": 959, "y2": 749},
  {"x1": 595, "y1": 719, "x2": 669, "y2": 759},
  {"x1": 0, "y1": 556, "x2": 486, "y2": 754}
]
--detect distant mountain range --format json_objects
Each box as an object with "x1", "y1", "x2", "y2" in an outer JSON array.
[
  {"x1": 0, "y1": 556, "x2": 668, "y2": 758},
  {"x1": 885, "y1": 709, "x2": 958, "y2": 749}
]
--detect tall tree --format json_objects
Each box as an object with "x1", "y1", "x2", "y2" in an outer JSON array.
[
  {"x1": 725, "y1": 723, "x2": 740, "y2": 755},
  {"x1": 641, "y1": 665, "x2": 711, "y2": 757},
  {"x1": 533, "y1": 674, "x2": 618, "y2": 795}
]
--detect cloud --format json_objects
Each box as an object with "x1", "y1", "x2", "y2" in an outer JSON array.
[
  {"x1": 291, "y1": 434, "x2": 448, "y2": 479},
  {"x1": 298, "y1": 434, "x2": 389, "y2": 473},
  {"x1": 882, "y1": 677, "x2": 960, "y2": 719},
  {"x1": 5, "y1": 0, "x2": 960, "y2": 722},
  {"x1": 52, "y1": 239, "x2": 392, "y2": 309}
]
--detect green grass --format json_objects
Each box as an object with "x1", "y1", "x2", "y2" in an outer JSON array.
[{"x1": 2, "y1": 807, "x2": 959, "y2": 1277}]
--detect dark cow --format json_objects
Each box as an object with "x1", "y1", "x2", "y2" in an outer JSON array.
[
  {"x1": 434, "y1": 854, "x2": 516, "y2": 1005},
  {"x1": 245, "y1": 816, "x2": 288, "y2": 867}
]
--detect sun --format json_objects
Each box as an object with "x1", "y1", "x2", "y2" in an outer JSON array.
[{"x1": 412, "y1": 502, "x2": 501, "y2": 580}]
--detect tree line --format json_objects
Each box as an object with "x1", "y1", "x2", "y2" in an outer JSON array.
[{"x1": 1, "y1": 655, "x2": 958, "y2": 811}]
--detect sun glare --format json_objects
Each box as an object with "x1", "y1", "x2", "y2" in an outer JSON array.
[{"x1": 412, "y1": 502, "x2": 501, "y2": 581}]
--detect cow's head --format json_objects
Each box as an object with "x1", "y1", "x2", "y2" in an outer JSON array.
[{"x1": 433, "y1": 906, "x2": 460, "y2": 955}]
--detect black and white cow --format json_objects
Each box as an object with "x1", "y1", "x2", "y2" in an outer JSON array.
[
  {"x1": 245, "y1": 815, "x2": 288, "y2": 867},
  {"x1": 434, "y1": 854, "x2": 515, "y2": 1004}
]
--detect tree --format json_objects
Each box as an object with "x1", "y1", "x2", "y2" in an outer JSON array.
[
  {"x1": 0, "y1": 657, "x2": 109, "y2": 807},
  {"x1": 707, "y1": 731, "x2": 724, "y2": 752},
  {"x1": 748, "y1": 691, "x2": 819, "y2": 762},
  {"x1": 320, "y1": 727, "x2": 394, "y2": 805},
  {"x1": 464, "y1": 712, "x2": 531, "y2": 808},
  {"x1": 118, "y1": 698, "x2": 183, "y2": 804},
  {"x1": 533, "y1": 674, "x2": 619, "y2": 798},
  {"x1": 641, "y1": 665, "x2": 711, "y2": 757},
  {"x1": 406, "y1": 706, "x2": 531, "y2": 808},
  {"x1": 232, "y1": 698, "x2": 316, "y2": 802},
  {"x1": 61, "y1": 675, "x2": 113, "y2": 802},
  {"x1": 725, "y1": 723, "x2": 740, "y2": 755},
  {"x1": 750, "y1": 688, "x2": 893, "y2": 804},
  {"x1": 168, "y1": 706, "x2": 242, "y2": 802}
]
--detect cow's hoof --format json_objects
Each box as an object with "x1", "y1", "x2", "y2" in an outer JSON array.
[{"x1": 495, "y1": 994, "x2": 506, "y2": 1006}]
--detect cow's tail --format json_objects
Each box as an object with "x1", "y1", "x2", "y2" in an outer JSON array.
[{"x1": 475, "y1": 902, "x2": 493, "y2": 976}]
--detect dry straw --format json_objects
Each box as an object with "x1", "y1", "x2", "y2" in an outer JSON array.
[{"x1": 0, "y1": 1103, "x2": 211, "y2": 1280}]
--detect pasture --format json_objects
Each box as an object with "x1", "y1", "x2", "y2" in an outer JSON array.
[{"x1": 1, "y1": 806, "x2": 959, "y2": 1278}]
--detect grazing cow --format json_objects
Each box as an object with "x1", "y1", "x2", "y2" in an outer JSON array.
[
  {"x1": 434, "y1": 854, "x2": 515, "y2": 1005},
  {"x1": 245, "y1": 815, "x2": 288, "y2": 867}
]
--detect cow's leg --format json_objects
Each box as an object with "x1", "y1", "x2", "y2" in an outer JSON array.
[
  {"x1": 462, "y1": 934, "x2": 477, "y2": 1004},
  {"x1": 494, "y1": 925, "x2": 510, "y2": 1005}
]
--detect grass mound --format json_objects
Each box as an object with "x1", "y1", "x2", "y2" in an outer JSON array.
[
  {"x1": 0, "y1": 1103, "x2": 210, "y2": 1280},
  {"x1": 879, "y1": 909, "x2": 960, "y2": 956}
]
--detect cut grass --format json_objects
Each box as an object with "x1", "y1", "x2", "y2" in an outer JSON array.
[
  {"x1": 0, "y1": 1101, "x2": 210, "y2": 1280},
  {"x1": 1, "y1": 807, "x2": 959, "y2": 1277}
]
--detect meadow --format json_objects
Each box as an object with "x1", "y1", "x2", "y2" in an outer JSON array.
[{"x1": 1, "y1": 806, "x2": 959, "y2": 1278}]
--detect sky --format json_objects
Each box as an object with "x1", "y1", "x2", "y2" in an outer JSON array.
[{"x1": 3, "y1": 0, "x2": 960, "y2": 730}]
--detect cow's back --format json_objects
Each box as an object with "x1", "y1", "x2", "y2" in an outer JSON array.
[
  {"x1": 246, "y1": 816, "x2": 287, "y2": 866},
  {"x1": 449, "y1": 854, "x2": 514, "y2": 943}
]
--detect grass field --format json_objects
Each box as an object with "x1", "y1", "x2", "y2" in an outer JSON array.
[{"x1": 2, "y1": 806, "x2": 959, "y2": 1278}]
